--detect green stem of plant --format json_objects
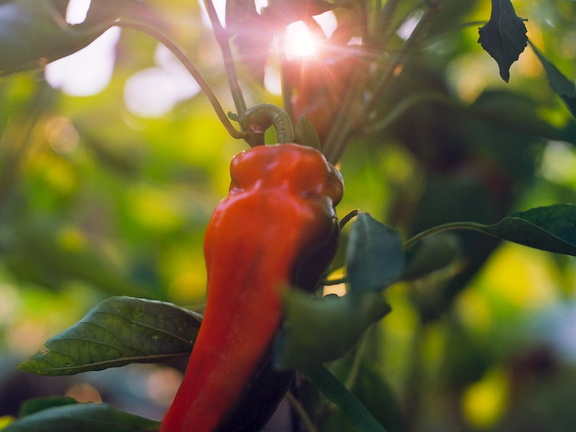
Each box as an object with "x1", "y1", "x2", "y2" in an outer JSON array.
[
  {"x1": 402, "y1": 318, "x2": 426, "y2": 432},
  {"x1": 202, "y1": 0, "x2": 247, "y2": 117},
  {"x1": 286, "y1": 391, "x2": 320, "y2": 432},
  {"x1": 240, "y1": 104, "x2": 295, "y2": 145},
  {"x1": 362, "y1": 92, "x2": 455, "y2": 134},
  {"x1": 364, "y1": 1, "x2": 435, "y2": 117},
  {"x1": 323, "y1": 1, "x2": 436, "y2": 164},
  {"x1": 278, "y1": 31, "x2": 295, "y2": 121},
  {"x1": 116, "y1": 19, "x2": 245, "y2": 140},
  {"x1": 403, "y1": 221, "x2": 490, "y2": 251}
]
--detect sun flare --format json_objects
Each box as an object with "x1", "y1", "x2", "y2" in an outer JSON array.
[{"x1": 285, "y1": 21, "x2": 318, "y2": 59}]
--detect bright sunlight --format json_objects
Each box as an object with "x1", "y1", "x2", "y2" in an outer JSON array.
[{"x1": 285, "y1": 21, "x2": 318, "y2": 59}]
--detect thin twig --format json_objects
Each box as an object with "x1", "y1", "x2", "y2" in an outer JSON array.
[
  {"x1": 202, "y1": 0, "x2": 247, "y2": 117},
  {"x1": 403, "y1": 221, "x2": 491, "y2": 251},
  {"x1": 116, "y1": 19, "x2": 245, "y2": 140},
  {"x1": 286, "y1": 391, "x2": 320, "y2": 432}
]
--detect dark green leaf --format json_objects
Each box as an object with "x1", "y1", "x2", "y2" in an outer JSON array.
[
  {"x1": 478, "y1": 0, "x2": 527, "y2": 82},
  {"x1": 19, "y1": 296, "x2": 202, "y2": 376},
  {"x1": 276, "y1": 290, "x2": 391, "y2": 369},
  {"x1": 0, "y1": 0, "x2": 132, "y2": 76},
  {"x1": 484, "y1": 204, "x2": 576, "y2": 256},
  {"x1": 3, "y1": 402, "x2": 159, "y2": 432},
  {"x1": 346, "y1": 213, "x2": 404, "y2": 292},
  {"x1": 402, "y1": 232, "x2": 461, "y2": 280},
  {"x1": 19, "y1": 397, "x2": 78, "y2": 418},
  {"x1": 295, "y1": 114, "x2": 322, "y2": 150},
  {"x1": 529, "y1": 42, "x2": 576, "y2": 119},
  {"x1": 304, "y1": 365, "x2": 388, "y2": 432}
]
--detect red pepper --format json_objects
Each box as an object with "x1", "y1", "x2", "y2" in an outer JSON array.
[{"x1": 161, "y1": 143, "x2": 343, "y2": 432}]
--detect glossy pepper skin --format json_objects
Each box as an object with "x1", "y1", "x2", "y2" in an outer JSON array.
[{"x1": 161, "y1": 143, "x2": 343, "y2": 432}]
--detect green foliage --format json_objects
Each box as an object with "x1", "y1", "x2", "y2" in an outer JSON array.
[
  {"x1": 0, "y1": 0, "x2": 133, "y2": 75},
  {"x1": 478, "y1": 0, "x2": 528, "y2": 82},
  {"x1": 346, "y1": 213, "x2": 405, "y2": 293},
  {"x1": 3, "y1": 398, "x2": 159, "y2": 432},
  {"x1": 277, "y1": 290, "x2": 391, "y2": 369},
  {"x1": 530, "y1": 42, "x2": 576, "y2": 118},
  {"x1": 0, "y1": 0, "x2": 575, "y2": 431},
  {"x1": 19, "y1": 297, "x2": 201, "y2": 375},
  {"x1": 304, "y1": 365, "x2": 388, "y2": 432}
]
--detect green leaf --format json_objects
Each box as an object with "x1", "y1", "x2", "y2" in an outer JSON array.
[
  {"x1": 0, "y1": 0, "x2": 131, "y2": 76},
  {"x1": 3, "y1": 402, "x2": 159, "y2": 432},
  {"x1": 276, "y1": 290, "x2": 391, "y2": 369},
  {"x1": 295, "y1": 114, "x2": 322, "y2": 150},
  {"x1": 478, "y1": 0, "x2": 527, "y2": 82},
  {"x1": 19, "y1": 296, "x2": 202, "y2": 376},
  {"x1": 529, "y1": 42, "x2": 576, "y2": 119},
  {"x1": 484, "y1": 204, "x2": 576, "y2": 256},
  {"x1": 402, "y1": 232, "x2": 461, "y2": 280},
  {"x1": 346, "y1": 213, "x2": 405, "y2": 292},
  {"x1": 303, "y1": 365, "x2": 388, "y2": 432},
  {"x1": 19, "y1": 397, "x2": 78, "y2": 418}
]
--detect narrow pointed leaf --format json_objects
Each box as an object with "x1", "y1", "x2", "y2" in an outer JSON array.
[
  {"x1": 276, "y1": 290, "x2": 391, "y2": 369},
  {"x1": 483, "y1": 204, "x2": 576, "y2": 256},
  {"x1": 3, "y1": 402, "x2": 159, "y2": 432},
  {"x1": 303, "y1": 365, "x2": 388, "y2": 432},
  {"x1": 19, "y1": 296, "x2": 202, "y2": 376},
  {"x1": 295, "y1": 114, "x2": 322, "y2": 150},
  {"x1": 530, "y1": 42, "x2": 576, "y2": 119},
  {"x1": 478, "y1": 0, "x2": 527, "y2": 82},
  {"x1": 346, "y1": 213, "x2": 404, "y2": 292}
]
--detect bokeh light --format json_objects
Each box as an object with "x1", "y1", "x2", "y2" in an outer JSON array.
[{"x1": 44, "y1": 27, "x2": 121, "y2": 97}]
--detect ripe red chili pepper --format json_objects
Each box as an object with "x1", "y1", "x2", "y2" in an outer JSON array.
[{"x1": 161, "y1": 143, "x2": 343, "y2": 432}]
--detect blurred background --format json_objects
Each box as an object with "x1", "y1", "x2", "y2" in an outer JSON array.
[{"x1": 0, "y1": 0, "x2": 575, "y2": 431}]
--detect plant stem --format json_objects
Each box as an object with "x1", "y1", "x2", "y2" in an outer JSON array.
[
  {"x1": 402, "y1": 318, "x2": 426, "y2": 432},
  {"x1": 323, "y1": 1, "x2": 436, "y2": 164},
  {"x1": 116, "y1": 19, "x2": 246, "y2": 140},
  {"x1": 362, "y1": 92, "x2": 455, "y2": 134},
  {"x1": 286, "y1": 391, "x2": 320, "y2": 432},
  {"x1": 240, "y1": 104, "x2": 295, "y2": 145},
  {"x1": 403, "y1": 221, "x2": 491, "y2": 251},
  {"x1": 202, "y1": 0, "x2": 247, "y2": 117}
]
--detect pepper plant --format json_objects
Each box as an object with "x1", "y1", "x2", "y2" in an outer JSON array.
[{"x1": 0, "y1": 0, "x2": 575, "y2": 431}]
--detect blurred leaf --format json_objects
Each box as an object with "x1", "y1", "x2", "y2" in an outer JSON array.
[
  {"x1": 276, "y1": 290, "x2": 391, "y2": 369},
  {"x1": 530, "y1": 42, "x2": 576, "y2": 119},
  {"x1": 346, "y1": 213, "x2": 404, "y2": 292},
  {"x1": 3, "y1": 402, "x2": 159, "y2": 432},
  {"x1": 402, "y1": 232, "x2": 461, "y2": 280},
  {"x1": 321, "y1": 362, "x2": 403, "y2": 432},
  {"x1": 295, "y1": 114, "x2": 322, "y2": 150},
  {"x1": 304, "y1": 365, "x2": 388, "y2": 432},
  {"x1": 19, "y1": 397, "x2": 77, "y2": 418},
  {"x1": 19, "y1": 296, "x2": 201, "y2": 376},
  {"x1": 483, "y1": 204, "x2": 576, "y2": 256},
  {"x1": 478, "y1": 0, "x2": 527, "y2": 82},
  {"x1": 0, "y1": 0, "x2": 132, "y2": 76},
  {"x1": 3, "y1": 222, "x2": 155, "y2": 297}
]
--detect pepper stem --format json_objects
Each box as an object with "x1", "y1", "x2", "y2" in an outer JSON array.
[{"x1": 237, "y1": 104, "x2": 295, "y2": 146}]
